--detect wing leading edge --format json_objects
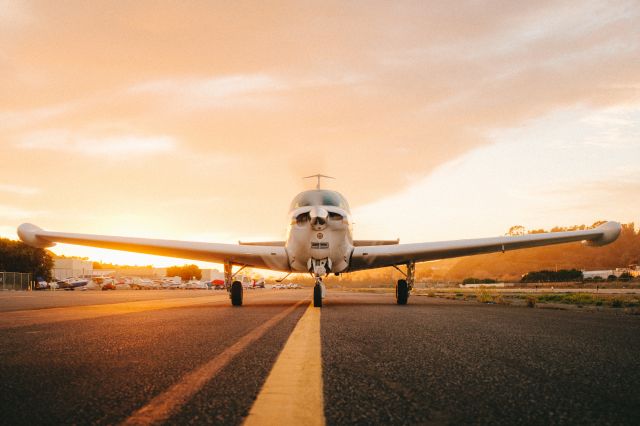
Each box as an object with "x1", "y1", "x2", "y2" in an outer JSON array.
[
  {"x1": 17, "y1": 223, "x2": 290, "y2": 272},
  {"x1": 348, "y1": 221, "x2": 621, "y2": 271}
]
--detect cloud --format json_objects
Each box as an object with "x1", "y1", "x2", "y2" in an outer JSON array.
[
  {"x1": 0, "y1": 0, "x2": 639, "y2": 244},
  {"x1": 0, "y1": 204, "x2": 43, "y2": 220},
  {"x1": 0, "y1": 101, "x2": 81, "y2": 129},
  {"x1": 0, "y1": 184, "x2": 39, "y2": 196},
  {"x1": 0, "y1": 0, "x2": 32, "y2": 28},
  {"x1": 17, "y1": 130, "x2": 177, "y2": 157},
  {"x1": 128, "y1": 74, "x2": 286, "y2": 109}
]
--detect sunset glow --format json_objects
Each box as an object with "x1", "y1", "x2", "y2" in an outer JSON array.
[{"x1": 1, "y1": 1, "x2": 639, "y2": 268}]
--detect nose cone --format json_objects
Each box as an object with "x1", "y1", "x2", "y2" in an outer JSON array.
[
  {"x1": 310, "y1": 207, "x2": 328, "y2": 230},
  {"x1": 310, "y1": 207, "x2": 328, "y2": 219}
]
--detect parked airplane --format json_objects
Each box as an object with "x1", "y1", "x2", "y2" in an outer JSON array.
[
  {"x1": 56, "y1": 277, "x2": 90, "y2": 290},
  {"x1": 17, "y1": 175, "x2": 621, "y2": 307}
]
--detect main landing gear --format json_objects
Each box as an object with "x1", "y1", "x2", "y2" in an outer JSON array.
[
  {"x1": 231, "y1": 281, "x2": 243, "y2": 306},
  {"x1": 394, "y1": 262, "x2": 415, "y2": 305},
  {"x1": 396, "y1": 279, "x2": 409, "y2": 305},
  {"x1": 225, "y1": 261, "x2": 243, "y2": 306}
]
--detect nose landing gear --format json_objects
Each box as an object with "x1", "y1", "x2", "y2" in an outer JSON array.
[
  {"x1": 309, "y1": 259, "x2": 328, "y2": 308},
  {"x1": 313, "y1": 278, "x2": 323, "y2": 307}
]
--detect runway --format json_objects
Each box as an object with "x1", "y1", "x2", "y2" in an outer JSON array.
[{"x1": 1, "y1": 290, "x2": 639, "y2": 425}]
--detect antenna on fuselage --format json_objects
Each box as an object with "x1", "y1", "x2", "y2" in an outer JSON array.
[{"x1": 303, "y1": 174, "x2": 335, "y2": 189}]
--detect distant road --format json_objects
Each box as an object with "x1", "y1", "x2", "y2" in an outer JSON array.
[{"x1": 0, "y1": 290, "x2": 638, "y2": 425}]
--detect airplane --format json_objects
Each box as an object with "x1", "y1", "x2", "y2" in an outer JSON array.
[{"x1": 17, "y1": 174, "x2": 621, "y2": 307}]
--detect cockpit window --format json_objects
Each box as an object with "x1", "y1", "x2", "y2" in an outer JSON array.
[{"x1": 289, "y1": 190, "x2": 350, "y2": 212}]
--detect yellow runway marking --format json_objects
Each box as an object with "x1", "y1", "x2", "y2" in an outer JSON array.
[
  {"x1": 122, "y1": 301, "x2": 305, "y2": 426},
  {"x1": 0, "y1": 295, "x2": 232, "y2": 329},
  {"x1": 244, "y1": 303, "x2": 325, "y2": 426}
]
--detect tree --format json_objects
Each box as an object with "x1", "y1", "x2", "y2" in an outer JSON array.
[
  {"x1": 0, "y1": 238, "x2": 53, "y2": 281},
  {"x1": 507, "y1": 225, "x2": 525, "y2": 236},
  {"x1": 166, "y1": 264, "x2": 202, "y2": 281},
  {"x1": 521, "y1": 269, "x2": 583, "y2": 283}
]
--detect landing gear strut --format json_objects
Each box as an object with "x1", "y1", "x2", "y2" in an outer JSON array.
[
  {"x1": 313, "y1": 276, "x2": 326, "y2": 307},
  {"x1": 309, "y1": 258, "x2": 328, "y2": 308},
  {"x1": 394, "y1": 262, "x2": 415, "y2": 305}
]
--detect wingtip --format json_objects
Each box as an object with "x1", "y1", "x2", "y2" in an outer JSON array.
[
  {"x1": 584, "y1": 221, "x2": 622, "y2": 247},
  {"x1": 17, "y1": 223, "x2": 55, "y2": 248}
]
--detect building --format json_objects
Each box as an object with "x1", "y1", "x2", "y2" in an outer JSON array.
[
  {"x1": 52, "y1": 258, "x2": 93, "y2": 280},
  {"x1": 614, "y1": 267, "x2": 640, "y2": 278},
  {"x1": 582, "y1": 267, "x2": 640, "y2": 279},
  {"x1": 582, "y1": 270, "x2": 615, "y2": 279},
  {"x1": 201, "y1": 269, "x2": 224, "y2": 281}
]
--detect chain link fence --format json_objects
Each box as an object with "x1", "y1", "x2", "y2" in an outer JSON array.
[{"x1": 0, "y1": 272, "x2": 33, "y2": 291}]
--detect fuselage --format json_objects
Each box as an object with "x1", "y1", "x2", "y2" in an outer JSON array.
[{"x1": 285, "y1": 189, "x2": 353, "y2": 274}]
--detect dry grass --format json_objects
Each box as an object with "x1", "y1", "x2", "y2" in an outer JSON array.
[
  {"x1": 494, "y1": 294, "x2": 510, "y2": 305},
  {"x1": 520, "y1": 293, "x2": 640, "y2": 309},
  {"x1": 475, "y1": 287, "x2": 494, "y2": 303}
]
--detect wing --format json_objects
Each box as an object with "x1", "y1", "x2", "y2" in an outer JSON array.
[
  {"x1": 352, "y1": 239, "x2": 399, "y2": 247},
  {"x1": 348, "y1": 221, "x2": 621, "y2": 271},
  {"x1": 17, "y1": 223, "x2": 290, "y2": 272}
]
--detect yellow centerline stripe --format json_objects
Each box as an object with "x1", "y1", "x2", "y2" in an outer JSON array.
[
  {"x1": 122, "y1": 300, "x2": 305, "y2": 426},
  {"x1": 244, "y1": 303, "x2": 325, "y2": 426}
]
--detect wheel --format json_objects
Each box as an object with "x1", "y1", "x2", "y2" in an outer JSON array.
[
  {"x1": 231, "y1": 281, "x2": 243, "y2": 306},
  {"x1": 396, "y1": 279, "x2": 409, "y2": 305},
  {"x1": 313, "y1": 284, "x2": 322, "y2": 307}
]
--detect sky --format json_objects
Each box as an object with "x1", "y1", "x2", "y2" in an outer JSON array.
[{"x1": 1, "y1": 0, "x2": 639, "y2": 268}]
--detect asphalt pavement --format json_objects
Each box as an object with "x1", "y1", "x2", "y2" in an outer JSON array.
[{"x1": 0, "y1": 289, "x2": 638, "y2": 425}]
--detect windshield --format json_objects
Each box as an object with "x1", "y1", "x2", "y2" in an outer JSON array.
[{"x1": 289, "y1": 190, "x2": 350, "y2": 212}]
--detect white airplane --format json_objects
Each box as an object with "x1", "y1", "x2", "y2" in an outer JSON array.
[{"x1": 17, "y1": 175, "x2": 621, "y2": 307}]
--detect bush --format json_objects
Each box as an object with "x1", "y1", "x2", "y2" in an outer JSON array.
[
  {"x1": 619, "y1": 272, "x2": 633, "y2": 282},
  {"x1": 463, "y1": 277, "x2": 497, "y2": 285},
  {"x1": 521, "y1": 269, "x2": 583, "y2": 283}
]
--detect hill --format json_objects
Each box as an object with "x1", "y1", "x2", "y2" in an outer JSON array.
[{"x1": 441, "y1": 223, "x2": 639, "y2": 281}]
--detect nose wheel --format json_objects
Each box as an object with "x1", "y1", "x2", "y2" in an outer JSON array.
[
  {"x1": 313, "y1": 276, "x2": 325, "y2": 308},
  {"x1": 313, "y1": 283, "x2": 322, "y2": 307}
]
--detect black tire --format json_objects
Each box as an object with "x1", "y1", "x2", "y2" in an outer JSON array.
[
  {"x1": 313, "y1": 284, "x2": 322, "y2": 308},
  {"x1": 231, "y1": 281, "x2": 243, "y2": 306},
  {"x1": 396, "y1": 279, "x2": 409, "y2": 305}
]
